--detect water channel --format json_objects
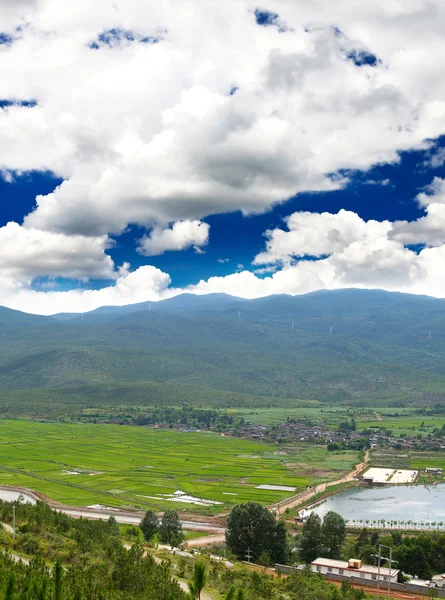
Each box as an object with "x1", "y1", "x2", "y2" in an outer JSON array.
[{"x1": 306, "y1": 484, "x2": 445, "y2": 526}]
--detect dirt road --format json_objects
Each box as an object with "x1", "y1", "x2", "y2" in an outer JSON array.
[
  {"x1": 186, "y1": 533, "x2": 225, "y2": 548},
  {"x1": 272, "y1": 450, "x2": 370, "y2": 513}
]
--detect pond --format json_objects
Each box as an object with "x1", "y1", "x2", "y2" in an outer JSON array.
[
  {"x1": 0, "y1": 489, "x2": 36, "y2": 504},
  {"x1": 305, "y1": 484, "x2": 445, "y2": 527}
]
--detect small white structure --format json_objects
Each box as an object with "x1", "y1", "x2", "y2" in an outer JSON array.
[
  {"x1": 311, "y1": 558, "x2": 399, "y2": 583},
  {"x1": 362, "y1": 467, "x2": 418, "y2": 484},
  {"x1": 432, "y1": 574, "x2": 445, "y2": 588},
  {"x1": 256, "y1": 484, "x2": 296, "y2": 492}
]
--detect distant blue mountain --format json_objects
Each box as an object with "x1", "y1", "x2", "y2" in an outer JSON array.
[{"x1": 2, "y1": 289, "x2": 445, "y2": 406}]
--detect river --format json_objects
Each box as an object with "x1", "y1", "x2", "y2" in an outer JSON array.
[{"x1": 305, "y1": 484, "x2": 445, "y2": 525}]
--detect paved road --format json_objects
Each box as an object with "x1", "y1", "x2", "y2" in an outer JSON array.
[{"x1": 62, "y1": 508, "x2": 224, "y2": 533}]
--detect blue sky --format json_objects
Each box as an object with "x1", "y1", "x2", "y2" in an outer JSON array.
[
  {"x1": 2, "y1": 0, "x2": 445, "y2": 314},
  {"x1": 4, "y1": 140, "x2": 445, "y2": 289}
]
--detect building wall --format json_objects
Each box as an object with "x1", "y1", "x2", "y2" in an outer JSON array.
[
  {"x1": 310, "y1": 564, "x2": 395, "y2": 583},
  {"x1": 275, "y1": 566, "x2": 445, "y2": 599}
]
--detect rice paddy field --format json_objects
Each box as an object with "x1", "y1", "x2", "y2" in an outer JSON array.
[{"x1": 0, "y1": 420, "x2": 360, "y2": 513}]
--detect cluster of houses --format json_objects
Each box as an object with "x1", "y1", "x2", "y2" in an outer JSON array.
[
  {"x1": 369, "y1": 432, "x2": 445, "y2": 452},
  {"x1": 228, "y1": 421, "x2": 367, "y2": 446},
  {"x1": 226, "y1": 421, "x2": 445, "y2": 453}
]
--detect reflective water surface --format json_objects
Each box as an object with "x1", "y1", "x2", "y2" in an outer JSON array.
[{"x1": 308, "y1": 484, "x2": 445, "y2": 524}]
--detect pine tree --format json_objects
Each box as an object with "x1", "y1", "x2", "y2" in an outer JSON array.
[
  {"x1": 189, "y1": 562, "x2": 207, "y2": 599},
  {"x1": 322, "y1": 511, "x2": 346, "y2": 559},
  {"x1": 140, "y1": 510, "x2": 159, "y2": 541},
  {"x1": 299, "y1": 513, "x2": 322, "y2": 563},
  {"x1": 158, "y1": 510, "x2": 183, "y2": 546}
]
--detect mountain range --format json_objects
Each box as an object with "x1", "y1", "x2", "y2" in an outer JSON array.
[{"x1": 1, "y1": 289, "x2": 445, "y2": 414}]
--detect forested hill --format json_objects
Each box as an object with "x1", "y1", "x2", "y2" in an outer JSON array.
[{"x1": 2, "y1": 289, "x2": 445, "y2": 406}]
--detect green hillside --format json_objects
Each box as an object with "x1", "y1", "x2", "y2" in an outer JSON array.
[{"x1": 1, "y1": 289, "x2": 445, "y2": 409}]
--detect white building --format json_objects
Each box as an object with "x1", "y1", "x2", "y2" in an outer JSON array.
[
  {"x1": 311, "y1": 558, "x2": 399, "y2": 584},
  {"x1": 361, "y1": 467, "x2": 418, "y2": 484},
  {"x1": 432, "y1": 574, "x2": 445, "y2": 588}
]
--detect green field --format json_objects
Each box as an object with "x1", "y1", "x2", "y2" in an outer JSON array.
[{"x1": 0, "y1": 420, "x2": 359, "y2": 513}]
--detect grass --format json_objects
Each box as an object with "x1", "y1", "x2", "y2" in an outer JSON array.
[{"x1": 0, "y1": 420, "x2": 359, "y2": 513}]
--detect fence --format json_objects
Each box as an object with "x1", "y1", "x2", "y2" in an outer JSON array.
[{"x1": 275, "y1": 565, "x2": 445, "y2": 597}]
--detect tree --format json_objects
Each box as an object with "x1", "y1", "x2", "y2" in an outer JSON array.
[
  {"x1": 33, "y1": 580, "x2": 49, "y2": 600},
  {"x1": 225, "y1": 588, "x2": 245, "y2": 600},
  {"x1": 299, "y1": 513, "x2": 322, "y2": 563},
  {"x1": 258, "y1": 550, "x2": 272, "y2": 567},
  {"x1": 53, "y1": 561, "x2": 63, "y2": 600},
  {"x1": 322, "y1": 511, "x2": 346, "y2": 559},
  {"x1": 140, "y1": 510, "x2": 159, "y2": 542},
  {"x1": 355, "y1": 528, "x2": 369, "y2": 553},
  {"x1": 405, "y1": 546, "x2": 433, "y2": 579},
  {"x1": 189, "y1": 562, "x2": 207, "y2": 600},
  {"x1": 108, "y1": 515, "x2": 120, "y2": 536},
  {"x1": 327, "y1": 443, "x2": 341, "y2": 451},
  {"x1": 5, "y1": 575, "x2": 15, "y2": 600},
  {"x1": 225, "y1": 502, "x2": 288, "y2": 564},
  {"x1": 158, "y1": 510, "x2": 183, "y2": 546}
]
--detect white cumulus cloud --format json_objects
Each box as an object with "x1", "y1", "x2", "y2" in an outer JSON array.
[
  {"x1": 137, "y1": 220, "x2": 209, "y2": 256},
  {"x1": 0, "y1": 222, "x2": 115, "y2": 283},
  {"x1": 2, "y1": 0, "x2": 445, "y2": 311},
  {"x1": 0, "y1": 265, "x2": 178, "y2": 315}
]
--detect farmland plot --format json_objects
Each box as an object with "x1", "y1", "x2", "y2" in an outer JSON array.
[{"x1": 0, "y1": 420, "x2": 359, "y2": 512}]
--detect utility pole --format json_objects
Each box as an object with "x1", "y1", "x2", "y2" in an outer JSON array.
[
  {"x1": 246, "y1": 547, "x2": 252, "y2": 563},
  {"x1": 372, "y1": 544, "x2": 397, "y2": 600}
]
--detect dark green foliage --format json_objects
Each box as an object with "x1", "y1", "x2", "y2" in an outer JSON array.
[
  {"x1": 189, "y1": 562, "x2": 207, "y2": 599},
  {"x1": 4, "y1": 290, "x2": 445, "y2": 412},
  {"x1": 397, "y1": 545, "x2": 433, "y2": 579},
  {"x1": 139, "y1": 510, "x2": 159, "y2": 541},
  {"x1": 4, "y1": 574, "x2": 15, "y2": 600},
  {"x1": 107, "y1": 515, "x2": 120, "y2": 536},
  {"x1": 53, "y1": 561, "x2": 63, "y2": 600},
  {"x1": 225, "y1": 588, "x2": 245, "y2": 600},
  {"x1": 355, "y1": 527, "x2": 445, "y2": 580},
  {"x1": 300, "y1": 511, "x2": 346, "y2": 563},
  {"x1": 322, "y1": 511, "x2": 347, "y2": 559},
  {"x1": 158, "y1": 510, "x2": 183, "y2": 546},
  {"x1": 286, "y1": 567, "x2": 366, "y2": 600},
  {"x1": 327, "y1": 443, "x2": 341, "y2": 451},
  {"x1": 225, "y1": 502, "x2": 288, "y2": 564},
  {"x1": 0, "y1": 499, "x2": 188, "y2": 600},
  {"x1": 299, "y1": 514, "x2": 323, "y2": 563}
]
